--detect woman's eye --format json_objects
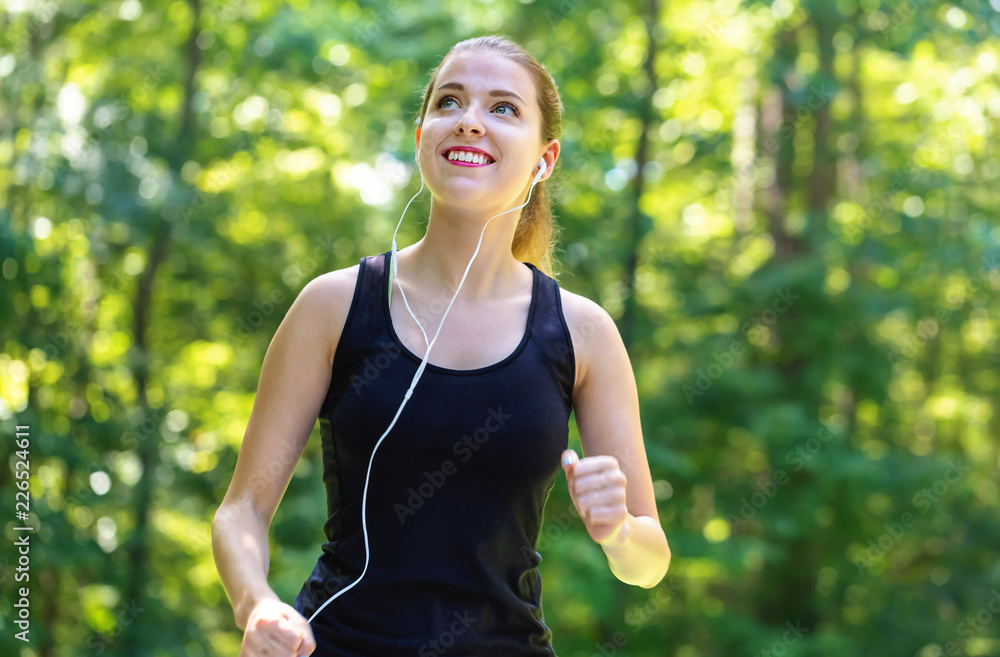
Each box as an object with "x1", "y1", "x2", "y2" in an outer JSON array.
[{"x1": 435, "y1": 96, "x2": 519, "y2": 117}]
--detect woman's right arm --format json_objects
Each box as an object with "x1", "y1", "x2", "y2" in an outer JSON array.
[{"x1": 211, "y1": 266, "x2": 358, "y2": 653}]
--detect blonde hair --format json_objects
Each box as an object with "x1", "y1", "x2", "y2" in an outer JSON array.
[{"x1": 414, "y1": 35, "x2": 564, "y2": 278}]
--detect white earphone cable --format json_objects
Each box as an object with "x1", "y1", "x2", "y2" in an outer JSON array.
[{"x1": 304, "y1": 156, "x2": 548, "y2": 628}]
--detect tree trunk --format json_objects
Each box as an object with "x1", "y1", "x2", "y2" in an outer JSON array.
[
  {"x1": 120, "y1": 0, "x2": 202, "y2": 652},
  {"x1": 618, "y1": 0, "x2": 660, "y2": 351}
]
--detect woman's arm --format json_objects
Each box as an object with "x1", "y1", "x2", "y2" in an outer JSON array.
[
  {"x1": 212, "y1": 502, "x2": 282, "y2": 630},
  {"x1": 561, "y1": 290, "x2": 671, "y2": 589},
  {"x1": 212, "y1": 267, "x2": 357, "y2": 629}
]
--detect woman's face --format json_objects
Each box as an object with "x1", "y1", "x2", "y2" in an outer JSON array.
[{"x1": 416, "y1": 51, "x2": 550, "y2": 211}]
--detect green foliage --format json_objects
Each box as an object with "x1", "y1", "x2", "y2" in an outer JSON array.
[{"x1": 1, "y1": 1, "x2": 998, "y2": 656}]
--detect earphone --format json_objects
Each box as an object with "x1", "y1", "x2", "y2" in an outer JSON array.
[{"x1": 302, "y1": 146, "x2": 548, "y2": 630}]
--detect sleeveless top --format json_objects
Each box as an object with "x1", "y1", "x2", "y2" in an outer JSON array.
[{"x1": 293, "y1": 250, "x2": 576, "y2": 656}]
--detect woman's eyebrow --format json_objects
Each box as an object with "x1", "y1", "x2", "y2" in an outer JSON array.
[{"x1": 435, "y1": 81, "x2": 525, "y2": 105}]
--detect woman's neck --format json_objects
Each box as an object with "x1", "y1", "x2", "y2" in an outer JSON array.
[{"x1": 401, "y1": 235, "x2": 527, "y2": 303}]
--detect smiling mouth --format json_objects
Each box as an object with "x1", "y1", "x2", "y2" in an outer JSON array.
[{"x1": 442, "y1": 152, "x2": 495, "y2": 167}]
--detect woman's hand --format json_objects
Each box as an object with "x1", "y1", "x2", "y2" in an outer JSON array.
[
  {"x1": 239, "y1": 595, "x2": 316, "y2": 657},
  {"x1": 561, "y1": 449, "x2": 631, "y2": 546}
]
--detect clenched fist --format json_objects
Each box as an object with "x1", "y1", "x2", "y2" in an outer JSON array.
[
  {"x1": 561, "y1": 449, "x2": 630, "y2": 546},
  {"x1": 240, "y1": 596, "x2": 316, "y2": 657}
]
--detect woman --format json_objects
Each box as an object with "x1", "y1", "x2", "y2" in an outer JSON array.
[{"x1": 212, "y1": 34, "x2": 671, "y2": 657}]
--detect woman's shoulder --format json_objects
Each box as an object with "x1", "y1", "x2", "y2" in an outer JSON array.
[
  {"x1": 556, "y1": 285, "x2": 617, "y2": 395},
  {"x1": 296, "y1": 262, "x2": 364, "y2": 368},
  {"x1": 309, "y1": 261, "x2": 362, "y2": 295}
]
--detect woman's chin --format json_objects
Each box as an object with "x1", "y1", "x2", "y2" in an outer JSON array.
[
  {"x1": 433, "y1": 190, "x2": 519, "y2": 214},
  {"x1": 434, "y1": 181, "x2": 501, "y2": 202}
]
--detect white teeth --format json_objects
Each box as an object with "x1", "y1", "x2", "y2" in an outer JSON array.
[{"x1": 447, "y1": 150, "x2": 491, "y2": 165}]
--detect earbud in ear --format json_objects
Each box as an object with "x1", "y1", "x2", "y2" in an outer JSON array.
[{"x1": 529, "y1": 157, "x2": 547, "y2": 187}]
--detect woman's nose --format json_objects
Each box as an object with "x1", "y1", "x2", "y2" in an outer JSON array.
[{"x1": 455, "y1": 107, "x2": 485, "y2": 134}]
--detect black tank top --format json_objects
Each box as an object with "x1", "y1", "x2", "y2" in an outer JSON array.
[{"x1": 294, "y1": 250, "x2": 575, "y2": 656}]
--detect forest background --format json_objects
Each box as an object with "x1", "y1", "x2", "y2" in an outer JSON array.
[{"x1": 1, "y1": 0, "x2": 999, "y2": 656}]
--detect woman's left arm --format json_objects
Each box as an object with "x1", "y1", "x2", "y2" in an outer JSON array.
[{"x1": 561, "y1": 299, "x2": 671, "y2": 589}]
